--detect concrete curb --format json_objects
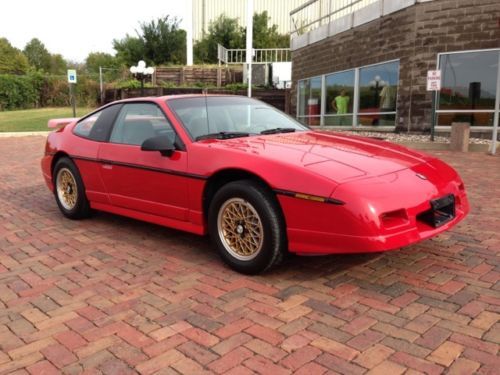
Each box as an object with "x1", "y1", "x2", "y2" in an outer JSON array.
[{"x1": 0, "y1": 131, "x2": 51, "y2": 138}]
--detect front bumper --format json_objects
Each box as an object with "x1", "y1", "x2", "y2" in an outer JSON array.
[
  {"x1": 279, "y1": 159, "x2": 470, "y2": 255},
  {"x1": 286, "y1": 202, "x2": 468, "y2": 254}
]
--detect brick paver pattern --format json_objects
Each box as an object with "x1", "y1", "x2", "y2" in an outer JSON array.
[{"x1": 0, "y1": 136, "x2": 499, "y2": 374}]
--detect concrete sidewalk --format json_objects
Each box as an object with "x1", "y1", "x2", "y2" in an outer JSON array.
[{"x1": 0, "y1": 131, "x2": 50, "y2": 138}]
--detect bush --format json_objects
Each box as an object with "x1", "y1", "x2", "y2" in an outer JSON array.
[
  {"x1": 158, "y1": 81, "x2": 216, "y2": 89},
  {"x1": 75, "y1": 77, "x2": 100, "y2": 107},
  {"x1": 0, "y1": 73, "x2": 100, "y2": 110},
  {"x1": 223, "y1": 83, "x2": 249, "y2": 91},
  {"x1": 0, "y1": 73, "x2": 42, "y2": 110},
  {"x1": 115, "y1": 79, "x2": 142, "y2": 89},
  {"x1": 41, "y1": 76, "x2": 70, "y2": 107},
  {"x1": 114, "y1": 78, "x2": 154, "y2": 89}
]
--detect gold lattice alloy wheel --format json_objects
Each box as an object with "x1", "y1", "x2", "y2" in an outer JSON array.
[
  {"x1": 217, "y1": 197, "x2": 264, "y2": 261},
  {"x1": 56, "y1": 167, "x2": 78, "y2": 211}
]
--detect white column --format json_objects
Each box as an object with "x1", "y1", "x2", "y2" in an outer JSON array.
[
  {"x1": 491, "y1": 52, "x2": 500, "y2": 155},
  {"x1": 186, "y1": 0, "x2": 193, "y2": 66},
  {"x1": 353, "y1": 68, "x2": 360, "y2": 127},
  {"x1": 246, "y1": 0, "x2": 253, "y2": 97},
  {"x1": 320, "y1": 74, "x2": 326, "y2": 127}
]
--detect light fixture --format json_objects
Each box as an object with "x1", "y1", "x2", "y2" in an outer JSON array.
[{"x1": 129, "y1": 61, "x2": 155, "y2": 96}]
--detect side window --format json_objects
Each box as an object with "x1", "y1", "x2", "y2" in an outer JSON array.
[
  {"x1": 73, "y1": 104, "x2": 121, "y2": 141},
  {"x1": 109, "y1": 103, "x2": 175, "y2": 146},
  {"x1": 74, "y1": 112, "x2": 102, "y2": 139}
]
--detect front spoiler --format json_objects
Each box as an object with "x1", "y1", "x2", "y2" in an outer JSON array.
[{"x1": 287, "y1": 206, "x2": 468, "y2": 255}]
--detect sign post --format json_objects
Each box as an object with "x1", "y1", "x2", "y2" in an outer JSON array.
[
  {"x1": 67, "y1": 69, "x2": 77, "y2": 117},
  {"x1": 427, "y1": 70, "x2": 441, "y2": 142}
]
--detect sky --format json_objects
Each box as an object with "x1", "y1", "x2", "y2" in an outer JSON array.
[{"x1": 0, "y1": 0, "x2": 188, "y2": 62}]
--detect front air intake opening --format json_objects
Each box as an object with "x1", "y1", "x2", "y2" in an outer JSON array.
[{"x1": 417, "y1": 194, "x2": 456, "y2": 228}]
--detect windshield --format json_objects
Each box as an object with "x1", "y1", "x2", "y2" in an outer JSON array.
[{"x1": 167, "y1": 96, "x2": 308, "y2": 140}]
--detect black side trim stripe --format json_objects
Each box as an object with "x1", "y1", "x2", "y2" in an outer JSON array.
[
  {"x1": 50, "y1": 153, "x2": 342, "y2": 203},
  {"x1": 274, "y1": 189, "x2": 345, "y2": 205},
  {"x1": 70, "y1": 155, "x2": 208, "y2": 180}
]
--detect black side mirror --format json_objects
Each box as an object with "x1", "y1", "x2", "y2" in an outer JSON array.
[{"x1": 141, "y1": 135, "x2": 175, "y2": 157}]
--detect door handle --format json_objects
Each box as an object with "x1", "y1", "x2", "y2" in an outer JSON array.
[{"x1": 102, "y1": 164, "x2": 113, "y2": 170}]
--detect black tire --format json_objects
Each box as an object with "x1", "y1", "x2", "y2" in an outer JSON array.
[
  {"x1": 208, "y1": 180, "x2": 287, "y2": 274},
  {"x1": 53, "y1": 157, "x2": 91, "y2": 219}
]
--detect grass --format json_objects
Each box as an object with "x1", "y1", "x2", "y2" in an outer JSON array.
[{"x1": 0, "y1": 107, "x2": 95, "y2": 132}]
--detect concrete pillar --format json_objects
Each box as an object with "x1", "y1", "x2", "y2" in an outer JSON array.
[{"x1": 450, "y1": 122, "x2": 470, "y2": 152}]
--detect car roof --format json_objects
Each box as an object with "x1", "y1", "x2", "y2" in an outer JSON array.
[{"x1": 114, "y1": 94, "x2": 247, "y2": 104}]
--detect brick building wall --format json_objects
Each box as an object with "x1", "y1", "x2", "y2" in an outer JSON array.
[{"x1": 291, "y1": 0, "x2": 500, "y2": 132}]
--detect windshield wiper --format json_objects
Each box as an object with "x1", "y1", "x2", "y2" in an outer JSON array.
[
  {"x1": 260, "y1": 127, "x2": 296, "y2": 135},
  {"x1": 196, "y1": 131, "x2": 250, "y2": 141}
]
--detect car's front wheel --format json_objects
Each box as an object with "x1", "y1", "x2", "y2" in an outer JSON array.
[
  {"x1": 53, "y1": 157, "x2": 91, "y2": 219},
  {"x1": 208, "y1": 180, "x2": 286, "y2": 274}
]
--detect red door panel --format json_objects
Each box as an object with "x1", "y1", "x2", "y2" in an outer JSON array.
[{"x1": 98, "y1": 143, "x2": 189, "y2": 221}]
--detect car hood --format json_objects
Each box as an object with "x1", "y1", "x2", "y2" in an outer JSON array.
[{"x1": 205, "y1": 131, "x2": 432, "y2": 183}]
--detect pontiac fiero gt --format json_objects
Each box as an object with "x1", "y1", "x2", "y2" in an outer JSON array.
[{"x1": 41, "y1": 95, "x2": 469, "y2": 274}]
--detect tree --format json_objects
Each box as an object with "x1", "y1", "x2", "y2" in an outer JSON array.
[
  {"x1": 251, "y1": 11, "x2": 289, "y2": 49},
  {"x1": 113, "y1": 16, "x2": 186, "y2": 66},
  {"x1": 49, "y1": 54, "x2": 67, "y2": 75},
  {"x1": 85, "y1": 52, "x2": 120, "y2": 73},
  {"x1": 194, "y1": 14, "x2": 245, "y2": 64},
  {"x1": 141, "y1": 16, "x2": 186, "y2": 65},
  {"x1": 113, "y1": 35, "x2": 145, "y2": 67},
  {"x1": 0, "y1": 38, "x2": 29, "y2": 74},
  {"x1": 23, "y1": 38, "x2": 51, "y2": 71}
]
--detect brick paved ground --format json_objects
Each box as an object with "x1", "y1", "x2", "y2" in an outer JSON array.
[{"x1": 0, "y1": 136, "x2": 499, "y2": 375}]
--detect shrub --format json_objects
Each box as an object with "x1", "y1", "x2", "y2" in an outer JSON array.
[
  {"x1": 0, "y1": 73, "x2": 100, "y2": 110},
  {"x1": 114, "y1": 78, "x2": 154, "y2": 89},
  {"x1": 75, "y1": 76, "x2": 100, "y2": 107},
  {"x1": 0, "y1": 73, "x2": 41, "y2": 110}
]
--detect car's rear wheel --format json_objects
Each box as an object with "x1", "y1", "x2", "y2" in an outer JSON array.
[
  {"x1": 208, "y1": 180, "x2": 286, "y2": 274},
  {"x1": 53, "y1": 157, "x2": 91, "y2": 219}
]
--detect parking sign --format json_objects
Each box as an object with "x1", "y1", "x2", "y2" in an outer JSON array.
[
  {"x1": 427, "y1": 70, "x2": 441, "y2": 91},
  {"x1": 67, "y1": 69, "x2": 77, "y2": 84}
]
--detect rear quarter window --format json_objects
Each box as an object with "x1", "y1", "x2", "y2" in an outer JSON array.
[
  {"x1": 74, "y1": 113, "x2": 101, "y2": 138},
  {"x1": 73, "y1": 104, "x2": 122, "y2": 142}
]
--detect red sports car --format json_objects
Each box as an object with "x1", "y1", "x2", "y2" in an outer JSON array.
[{"x1": 41, "y1": 95, "x2": 469, "y2": 274}]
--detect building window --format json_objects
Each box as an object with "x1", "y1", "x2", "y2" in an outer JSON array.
[
  {"x1": 296, "y1": 60, "x2": 400, "y2": 127},
  {"x1": 297, "y1": 76, "x2": 321, "y2": 125},
  {"x1": 325, "y1": 70, "x2": 355, "y2": 126},
  {"x1": 358, "y1": 61, "x2": 399, "y2": 126},
  {"x1": 437, "y1": 49, "x2": 500, "y2": 127}
]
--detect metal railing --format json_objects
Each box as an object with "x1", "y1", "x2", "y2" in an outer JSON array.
[
  {"x1": 218, "y1": 44, "x2": 291, "y2": 65},
  {"x1": 289, "y1": 0, "x2": 378, "y2": 36}
]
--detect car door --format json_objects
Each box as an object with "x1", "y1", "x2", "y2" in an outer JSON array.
[
  {"x1": 98, "y1": 102, "x2": 189, "y2": 221},
  {"x1": 71, "y1": 104, "x2": 123, "y2": 204}
]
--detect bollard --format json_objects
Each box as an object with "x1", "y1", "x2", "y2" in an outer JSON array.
[{"x1": 450, "y1": 122, "x2": 470, "y2": 152}]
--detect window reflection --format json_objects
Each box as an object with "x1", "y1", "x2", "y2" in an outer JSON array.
[
  {"x1": 297, "y1": 80, "x2": 309, "y2": 117},
  {"x1": 297, "y1": 76, "x2": 322, "y2": 125},
  {"x1": 296, "y1": 60, "x2": 400, "y2": 127},
  {"x1": 439, "y1": 50, "x2": 498, "y2": 111},
  {"x1": 325, "y1": 70, "x2": 354, "y2": 126},
  {"x1": 359, "y1": 61, "x2": 399, "y2": 125},
  {"x1": 437, "y1": 113, "x2": 494, "y2": 127}
]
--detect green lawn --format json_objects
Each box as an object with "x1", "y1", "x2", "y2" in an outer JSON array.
[{"x1": 0, "y1": 107, "x2": 95, "y2": 132}]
